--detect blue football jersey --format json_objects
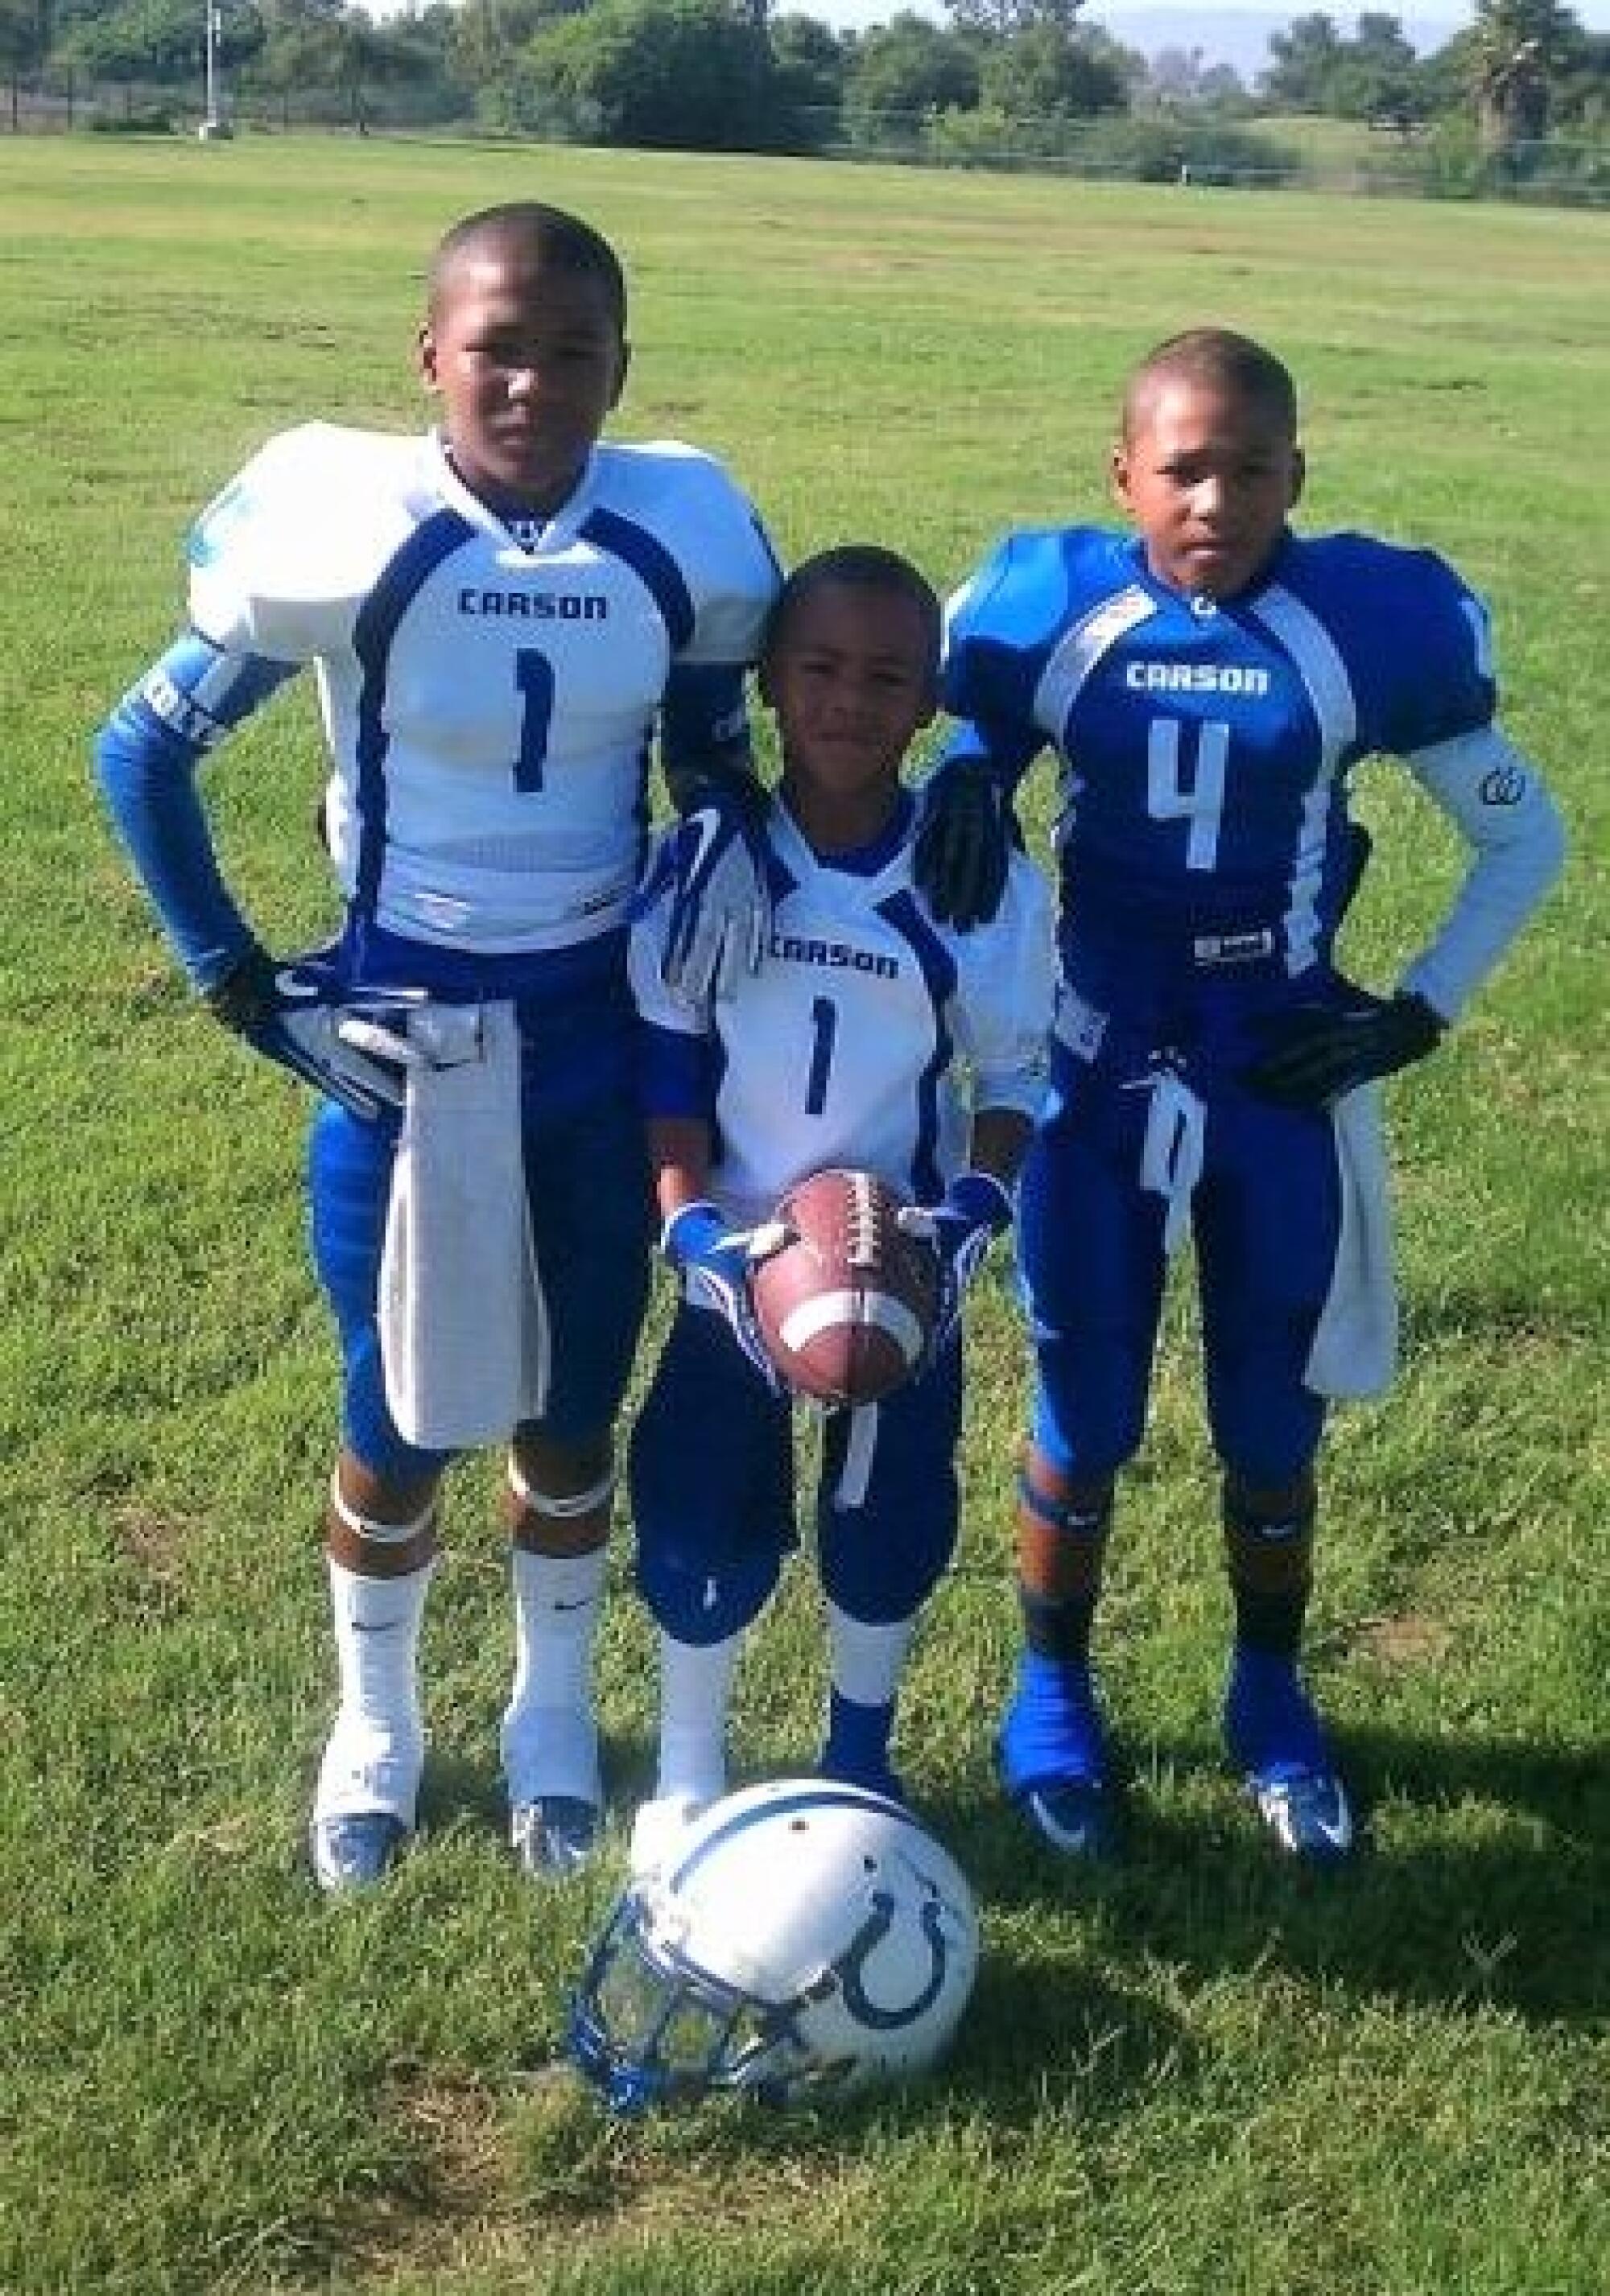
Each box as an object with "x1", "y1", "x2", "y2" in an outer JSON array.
[{"x1": 943, "y1": 526, "x2": 1496, "y2": 971}]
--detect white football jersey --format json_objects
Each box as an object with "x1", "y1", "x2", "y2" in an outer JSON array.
[
  {"x1": 632, "y1": 799, "x2": 1055, "y2": 1226},
  {"x1": 185, "y1": 423, "x2": 778, "y2": 953}
]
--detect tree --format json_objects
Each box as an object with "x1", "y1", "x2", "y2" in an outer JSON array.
[
  {"x1": 1260, "y1": 11, "x2": 1346, "y2": 109},
  {"x1": 843, "y1": 10, "x2": 980, "y2": 142},
  {"x1": 767, "y1": 12, "x2": 848, "y2": 148},
  {"x1": 520, "y1": 0, "x2": 778, "y2": 150},
  {"x1": 1468, "y1": 0, "x2": 1579, "y2": 150},
  {"x1": 980, "y1": 20, "x2": 1133, "y2": 122}
]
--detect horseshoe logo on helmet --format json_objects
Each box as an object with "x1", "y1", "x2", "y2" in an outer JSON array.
[{"x1": 832, "y1": 1889, "x2": 954, "y2": 2032}]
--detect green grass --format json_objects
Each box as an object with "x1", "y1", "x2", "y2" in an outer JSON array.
[{"x1": 2, "y1": 135, "x2": 1607, "y2": 2295}]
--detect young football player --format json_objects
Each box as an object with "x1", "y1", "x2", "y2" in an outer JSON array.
[
  {"x1": 94, "y1": 202, "x2": 782, "y2": 1893},
  {"x1": 625, "y1": 546, "x2": 1055, "y2": 1874},
  {"x1": 914, "y1": 328, "x2": 1567, "y2": 1862}
]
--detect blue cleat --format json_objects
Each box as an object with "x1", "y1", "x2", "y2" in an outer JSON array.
[
  {"x1": 510, "y1": 1794, "x2": 601, "y2": 1877},
  {"x1": 1224, "y1": 1649, "x2": 1353, "y2": 1862},
  {"x1": 310, "y1": 1811, "x2": 409, "y2": 1895},
  {"x1": 998, "y1": 1654, "x2": 1117, "y2": 1861},
  {"x1": 1246, "y1": 1766, "x2": 1354, "y2": 1861},
  {"x1": 1018, "y1": 1779, "x2": 1119, "y2": 1861}
]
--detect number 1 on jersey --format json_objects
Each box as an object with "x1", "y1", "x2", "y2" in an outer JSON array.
[
  {"x1": 514, "y1": 648, "x2": 555, "y2": 792},
  {"x1": 1147, "y1": 718, "x2": 1228, "y2": 870},
  {"x1": 805, "y1": 996, "x2": 837, "y2": 1117}
]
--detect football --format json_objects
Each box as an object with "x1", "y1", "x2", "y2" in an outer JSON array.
[{"x1": 749, "y1": 1167, "x2": 941, "y2": 1406}]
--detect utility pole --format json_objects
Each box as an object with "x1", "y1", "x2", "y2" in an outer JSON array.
[{"x1": 200, "y1": 2, "x2": 233, "y2": 138}]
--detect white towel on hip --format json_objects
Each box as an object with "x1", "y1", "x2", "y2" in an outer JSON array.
[
  {"x1": 1140, "y1": 1068, "x2": 1207, "y2": 1256},
  {"x1": 1305, "y1": 1081, "x2": 1397, "y2": 1399},
  {"x1": 378, "y1": 1000, "x2": 549, "y2": 1449}
]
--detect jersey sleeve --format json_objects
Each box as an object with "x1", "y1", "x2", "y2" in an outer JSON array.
[
  {"x1": 185, "y1": 423, "x2": 386, "y2": 662},
  {"x1": 939, "y1": 532, "x2": 1067, "y2": 785},
  {"x1": 948, "y1": 849, "x2": 1056, "y2": 1115},
  {"x1": 1396, "y1": 726, "x2": 1567, "y2": 1021},
  {"x1": 654, "y1": 448, "x2": 781, "y2": 670},
  {"x1": 1348, "y1": 544, "x2": 1496, "y2": 757}
]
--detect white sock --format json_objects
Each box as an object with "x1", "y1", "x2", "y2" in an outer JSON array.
[
  {"x1": 502, "y1": 1543, "x2": 608, "y2": 1803},
  {"x1": 827, "y1": 1601, "x2": 915, "y2": 1708},
  {"x1": 316, "y1": 1556, "x2": 431, "y2": 1824},
  {"x1": 654, "y1": 1630, "x2": 742, "y2": 1803}
]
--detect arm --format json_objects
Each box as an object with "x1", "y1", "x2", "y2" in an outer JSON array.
[
  {"x1": 1245, "y1": 727, "x2": 1566, "y2": 1110},
  {"x1": 95, "y1": 631, "x2": 419, "y2": 1119},
  {"x1": 657, "y1": 661, "x2": 774, "y2": 1006},
  {"x1": 1397, "y1": 726, "x2": 1567, "y2": 1024}
]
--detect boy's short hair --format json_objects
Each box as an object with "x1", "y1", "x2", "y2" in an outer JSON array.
[
  {"x1": 1124, "y1": 328, "x2": 1298, "y2": 440},
  {"x1": 428, "y1": 203, "x2": 628, "y2": 332},
  {"x1": 762, "y1": 546, "x2": 943, "y2": 677}
]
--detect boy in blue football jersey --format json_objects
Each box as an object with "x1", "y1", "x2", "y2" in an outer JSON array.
[
  {"x1": 914, "y1": 328, "x2": 1565, "y2": 1861},
  {"x1": 625, "y1": 547, "x2": 1054, "y2": 1874},
  {"x1": 95, "y1": 203, "x2": 781, "y2": 1893}
]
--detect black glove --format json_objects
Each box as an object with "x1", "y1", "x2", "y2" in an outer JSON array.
[
  {"x1": 204, "y1": 942, "x2": 428, "y2": 1120},
  {"x1": 1243, "y1": 984, "x2": 1444, "y2": 1111},
  {"x1": 913, "y1": 755, "x2": 1015, "y2": 931}
]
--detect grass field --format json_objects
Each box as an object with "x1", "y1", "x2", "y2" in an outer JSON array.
[{"x1": 2, "y1": 135, "x2": 1607, "y2": 2295}]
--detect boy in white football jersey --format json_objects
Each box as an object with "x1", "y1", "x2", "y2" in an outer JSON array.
[
  {"x1": 95, "y1": 204, "x2": 781, "y2": 1892},
  {"x1": 625, "y1": 548, "x2": 1055, "y2": 1873}
]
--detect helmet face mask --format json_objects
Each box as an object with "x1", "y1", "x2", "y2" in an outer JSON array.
[{"x1": 567, "y1": 1781, "x2": 979, "y2": 2114}]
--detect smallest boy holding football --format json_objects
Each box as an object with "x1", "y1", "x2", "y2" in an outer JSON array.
[{"x1": 625, "y1": 546, "x2": 1055, "y2": 1874}]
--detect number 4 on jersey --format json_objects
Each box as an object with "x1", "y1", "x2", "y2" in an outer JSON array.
[{"x1": 1147, "y1": 718, "x2": 1228, "y2": 870}]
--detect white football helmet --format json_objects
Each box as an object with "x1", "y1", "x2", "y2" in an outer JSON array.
[{"x1": 567, "y1": 1779, "x2": 979, "y2": 2113}]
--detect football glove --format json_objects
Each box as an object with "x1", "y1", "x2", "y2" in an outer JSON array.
[
  {"x1": 660, "y1": 773, "x2": 771, "y2": 1005},
  {"x1": 898, "y1": 1169, "x2": 1014, "y2": 1359},
  {"x1": 1243, "y1": 984, "x2": 1444, "y2": 1111},
  {"x1": 912, "y1": 754, "x2": 1016, "y2": 931},
  {"x1": 204, "y1": 942, "x2": 430, "y2": 1121},
  {"x1": 662, "y1": 1199, "x2": 788, "y2": 1393}
]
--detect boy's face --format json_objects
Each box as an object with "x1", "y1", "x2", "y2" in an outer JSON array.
[
  {"x1": 1113, "y1": 376, "x2": 1302, "y2": 601},
  {"x1": 419, "y1": 239, "x2": 628, "y2": 515},
  {"x1": 763, "y1": 584, "x2": 937, "y2": 810}
]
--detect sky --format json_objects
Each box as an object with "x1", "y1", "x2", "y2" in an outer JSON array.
[{"x1": 810, "y1": 0, "x2": 1610, "y2": 43}]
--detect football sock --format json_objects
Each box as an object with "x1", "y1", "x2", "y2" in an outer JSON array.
[
  {"x1": 653, "y1": 1630, "x2": 741, "y2": 1803},
  {"x1": 502, "y1": 1543, "x2": 608, "y2": 1803},
  {"x1": 1224, "y1": 1644, "x2": 1330, "y2": 1779},
  {"x1": 1222, "y1": 1476, "x2": 1315, "y2": 1659},
  {"x1": 318, "y1": 1553, "x2": 432, "y2": 1823},
  {"x1": 998, "y1": 1650, "x2": 1108, "y2": 1794},
  {"x1": 820, "y1": 1692, "x2": 903, "y2": 1799},
  {"x1": 819, "y1": 1608, "x2": 914, "y2": 1798}
]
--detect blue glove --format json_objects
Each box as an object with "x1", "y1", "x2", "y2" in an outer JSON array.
[
  {"x1": 912, "y1": 755, "x2": 1016, "y2": 931},
  {"x1": 660, "y1": 774, "x2": 771, "y2": 1004},
  {"x1": 662, "y1": 1200, "x2": 787, "y2": 1393},
  {"x1": 204, "y1": 942, "x2": 430, "y2": 1121},
  {"x1": 1243, "y1": 984, "x2": 1444, "y2": 1111},
  {"x1": 898, "y1": 1170, "x2": 1014, "y2": 1358}
]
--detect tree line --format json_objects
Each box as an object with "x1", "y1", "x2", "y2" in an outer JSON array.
[{"x1": 6, "y1": 0, "x2": 1607, "y2": 184}]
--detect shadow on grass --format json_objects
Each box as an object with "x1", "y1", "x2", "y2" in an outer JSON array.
[{"x1": 939, "y1": 1719, "x2": 1609, "y2": 2034}]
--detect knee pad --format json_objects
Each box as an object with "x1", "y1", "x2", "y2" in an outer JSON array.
[{"x1": 636, "y1": 1542, "x2": 780, "y2": 1646}]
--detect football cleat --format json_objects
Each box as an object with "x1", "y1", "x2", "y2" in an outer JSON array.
[
  {"x1": 1224, "y1": 1651, "x2": 1352, "y2": 1862},
  {"x1": 1018, "y1": 1779, "x2": 1119, "y2": 1861},
  {"x1": 1246, "y1": 1766, "x2": 1354, "y2": 1861},
  {"x1": 309, "y1": 1811, "x2": 409, "y2": 1895},
  {"x1": 997, "y1": 1655, "x2": 1117, "y2": 1860},
  {"x1": 629, "y1": 1790, "x2": 712, "y2": 1878},
  {"x1": 510, "y1": 1794, "x2": 601, "y2": 1877}
]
